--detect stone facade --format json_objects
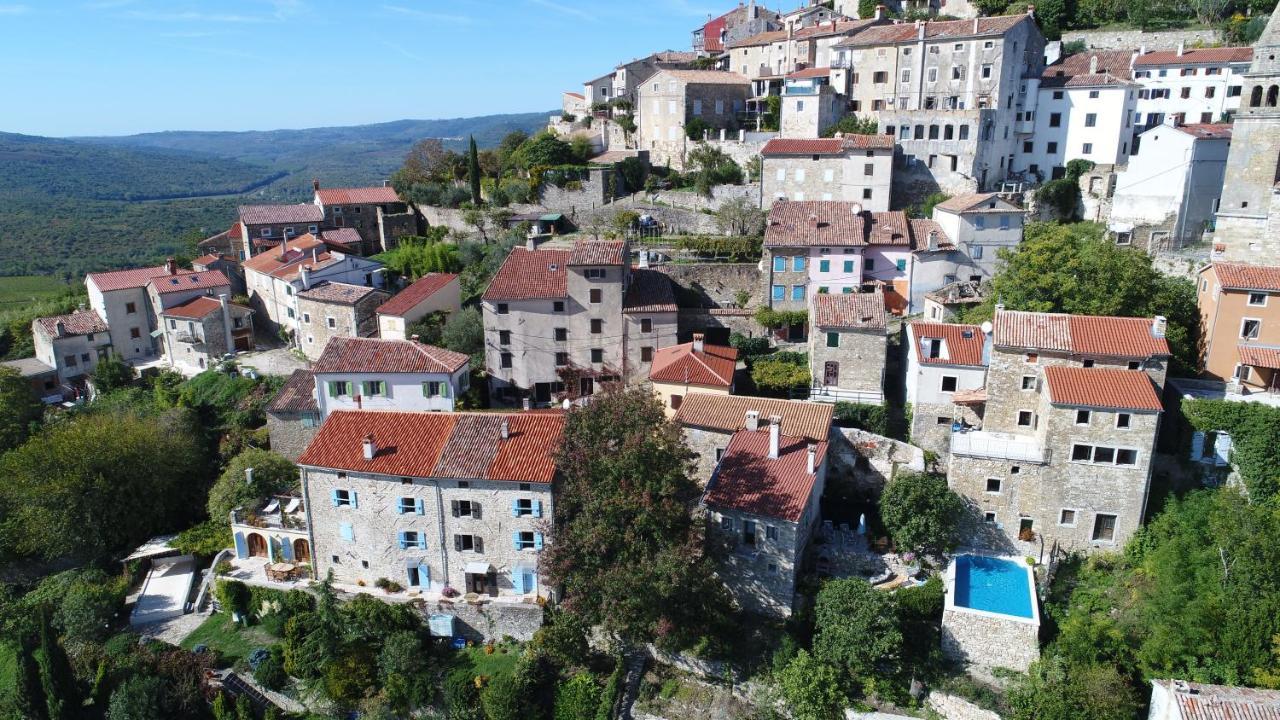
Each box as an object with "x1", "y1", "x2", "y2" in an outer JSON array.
[
  {"x1": 659, "y1": 262, "x2": 762, "y2": 309},
  {"x1": 941, "y1": 605, "x2": 1040, "y2": 673},
  {"x1": 636, "y1": 70, "x2": 751, "y2": 170},
  {"x1": 32, "y1": 315, "x2": 113, "y2": 384},
  {"x1": 827, "y1": 426, "x2": 927, "y2": 495},
  {"x1": 1060, "y1": 28, "x2": 1219, "y2": 52},
  {"x1": 780, "y1": 82, "x2": 845, "y2": 138},
  {"x1": 808, "y1": 320, "x2": 888, "y2": 403},
  {"x1": 297, "y1": 287, "x2": 390, "y2": 361},
  {"x1": 418, "y1": 597, "x2": 545, "y2": 643},
  {"x1": 266, "y1": 412, "x2": 318, "y2": 462},
  {"x1": 158, "y1": 299, "x2": 254, "y2": 373},
  {"x1": 926, "y1": 693, "x2": 1003, "y2": 720},
  {"x1": 761, "y1": 144, "x2": 894, "y2": 209},
  {"x1": 707, "y1": 504, "x2": 814, "y2": 617}
]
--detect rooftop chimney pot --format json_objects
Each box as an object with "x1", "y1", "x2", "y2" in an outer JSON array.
[
  {"x1": 165, "y1": 257, "x2": 178, "y2": 275},
  {"x1": 746, "y1": 410, "x2": 760, "y2": 431},
  {"x1": 1152, "y1": 315, "x2": 1167, "y2": 338},
  {"x1": 362, "y1": 434, "x2": 376, "y2": 460},
  {"x1": 767, "y1": 415, "x2": 782, "y2": 459},
  {"x1": 312, "y1": 178, "x2": 320, "y2": 192},
  {"x1": 501, "y1": 418, "x2": 510, "y2": 439},
  {"x1": 692, "y1": 332, "x2": 705, "y2": 353},
  {"x1": 807, "y1": 443, "x2": 817, "y2": 474},
  {"x1": 245, "y1": 467, "x2": 255, "y2": 485}
]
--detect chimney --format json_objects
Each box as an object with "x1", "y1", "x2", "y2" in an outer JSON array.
[
  {"x1": 807, "y1": 443, "x2": 817, "y2": 474},
  {"x1": 787, "y1": 23, "x2": 794, "y2": 39},
  {"x1": 918, "y1": 20, "x2": 926, "y2": 40},
  {"x1": 527, "y1": 235, "x2": 537, "y2": 251},
  {"x1": 311, "y1": 247, "x2": 319, "y2": 263},
  {"x1": 312, "y1": 178, "x2": 320, "y2": 192},
  {"x1": 692, "y1": 332, "x2": 705, "y2": 353},
  {"x1": 850, "y1": 202, "x2": 863, "y2": 215},
  {"x1": 1177, "y1": 40, "x2": 1185, "y2": 57},
  {"x1": 745, "y1": 410, "x2": 760, "y2": 432},
  {"x1": 54, "y1": 319, "x2": 65, "y2": 337},
  {"x1": 809, "y1": 213, "x2": 820, "y2": 228},
  {"x1": 767, "y1": 415, "x2": 782, "y2": 459},
  {"x1": 362, "y1": 434, "x2": 376, "y2": 460},
  {"x1": 77, "y1": 302, "x2": 86, "y2": 312},
  {"x1": 639, "y1": 250, "x2": 650, "y2": 268},
  {"x1": 501, "y1": 418, "x2": 510, "y2": 439},
  {"x1": 972, "y1": 17, "x2": 978, "y2": 33},
  {"x1": 875, "y1": 3, "x2": 885, "y2": 20},
  {"x1": 165, "y1": 257, "x2": 178, "y2": 275},
  {"x1": 522, "y1": 397, "x2": 532, "y2": 411},
  {"x1": 1152, "y1": 315, "x2": 1167, "y2": 338},
  {"x1": 1089, "y1": 55, "x2": 1098, "y2": 74},
  {"x1": 245, "y1": 467, "x2": 255, "y2": 485},
  {"x1": 219, "y1": 293, "x2": 233, "y2": 356},
  {"x1": 927, "y1": 229, "x2": 939, "y2": 251},
  {"x1": 299, "y1": 264, "x2": 311, "y2": 290},
  {"x1": 383, "y1": 179, "x2": 391, "y2": 188}
]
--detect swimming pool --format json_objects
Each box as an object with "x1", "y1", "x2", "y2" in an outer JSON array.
[{"x1": 952, "y1": 554, "x2": 1034, "y2": 619}]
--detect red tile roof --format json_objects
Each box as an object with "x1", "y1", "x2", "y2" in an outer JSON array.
[
  {"x1": 268, "y1": 369, "x2": 318, "y2": 414},
  {"x1": 1043, "y1": 366, "x2": 1162, "y2": 411},
  {"x1": 312, "y1": 336, "x2": 469, "y2": 374},
  {"x1": 192, "y1": 254, "x2": 222, "y2": 266},
  {"x1": 731, "y1": 18, "x2": 881, "y2": 49},
  {"x1": 673, "y1": 393, "x2": 833, "y2": 442},
  {"x1": 909, "y1": 322, "x2": 986, "y2": 367},
  {"x1": 87, "y1": 265, "x2": 184, "y2": 293},
  {"x1": 238, "y1": 204, "x2": 324, "y2": 225},
  {"x1": 649, "y1": 340, "x2": 738, "y2": 388},
  {"x1": 569, "y1": 240, "x2": 626, "y2": 266},
  {"x1": 1212, "y1": 262, "x2": 1280, "y2": 291},
  {"x1": 160, "y1": 296, "x2": 229, "y2": 319},
  {"x1": 482, "y1": 247, "x2": 571, "y2": 301},
  {"x1": 314, "y1": 186, "x2": 400, "y2": 205},
  {"x1": 1133, "y1": 47, "x2": 1252, "y2": 66},
  {"x1": 297, "y1": 410, "x2": 563, "y2": 483},
  {"x1": 658, "y1": 69, "x2": 751, "y2": 85},
  {"x1": 297, "y1": 281, "x2": 386, "y2": 305},
  {"x1": 1040, "y1": 50, "x2": 1135, "y2": 88},
  {"x1": 35, "y1": 309, "x2": 108, "y2": 337},
  {"x1": 241, "y1": 233, "x2": 327, "y2": 275},
  {"x1": 1238, "y1": 344, "x2": 1280, "y2": 369},
  {"x1": 765, "y1": 201, "x2": 911, "y2": 247},
  {"x1": 564, "y1": 91, "x2": 585, "y2": 99},
  {"x1": 703, "y1": 428, "x2": 827, "y2": 522},
  {"x1": 623, "y1": 268, "x2": 677, "y2": 312},
  {"x1": 993, "y1": 310, "x2": 1170, "y2": 358},
  {"x1": 934, "y1": 192, "x2": 1004, "y2": 213},
  {"x1": 813, "y1": 291, "x2": 886, "y2": 329},
  {"x1": 909, "y1": 219, "x2": 953, "y2": 251},
  {"x1": 838, "y1": 13, "x2": 1029, "y2": 46},
  {"x1": 319, "y1": 227, "x2": 364, "y2": 248},
  {"x1": 787, "y1": 67, "x2": 832, "y2": 79},
  {"x1": 149, "y1": 269, "x2": 230, "y2": 295},
  {"x1": 761, "y1": 134, "x2": 894, "y2": 156},
  {"x1": 377, "y1": 273, "x2": 459, "y2": 317},
  {"x1": 1156, "y1": 680, "x2": 1280, "y2": 720},
  {"x1": 1175, "y1": 123, "x2": 1232, "y2": 140}
]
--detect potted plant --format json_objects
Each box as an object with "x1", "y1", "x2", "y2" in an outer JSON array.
[{"x1": 901, "y1": 551, "x2": 920, "y2": 575}]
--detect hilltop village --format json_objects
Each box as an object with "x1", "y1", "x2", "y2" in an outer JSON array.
[{"x1": 5, "y1": 2, "x2": 1280, "y2": 719}]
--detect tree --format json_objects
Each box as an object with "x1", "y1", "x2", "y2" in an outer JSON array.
[
  {"x1": 750, "y1": 352, "x2": 810, "y2": 394},
  {"x1": 714, "y1": 197, "x2": 766, "y2": 237},
  {"x1": 878, "y1": 471, "x2": 965, "y2": 555},
  {"x1": 0, "y1": 365, "x2": 42, "y2": 453},
  {"x1": 857, "y1": 0, "x2": 878, "y2": 17},
  {"x1": 92, "y1": 355, "x2": 134, "y2": 393},
  {"x1": 106, "y1": 676, "x2": 166, "y2": 720},
  {"x1": 1008, "y1": 657, "x2": 1142, "y2": 720},
  {"x1": 468, "y1": 136, "x2": 482, "y2": 205},
  {"x1": 207, "y1": 447, "x2": 299, "y2": 521},
  {"x1": 541, "y1": 388, "x2": 731, "y2": 649},
  {"x1": 283, "y1": 572, "x2": 344, "y2": 679},
  {"x1": 377, "y1": 233, "x2": 461, "y2": 277},
  {"x1": 686, "y1": 144, "x2": 743, "y2": 197},
  {"x1": 813, "y1": 578, "x2": 903, "y2": 682},
  {"x1": 442, "y1": 306, "x2": 485, "y2": 370},
  {"x1": 820, "y1": 114, "x2": 879, "y2": 137},
  {"x1": 554, "y1": 673, "x2": 601, "y2": 720},
  {"x1": 13, "y1": 636, "x2": 49, "y2": 720},
  {"x1": 685, "y1": 117, "x2": 710, "y2": 141},
  {"x1": 393, "y1": 138, "x2": 450, "y2": 188},
  {"x1": 378, "y1": 631, "x2": 431, "y2": 712},
  {"x1": 776, "y1": 650, "x2": 848, "y2": 720},
  {"x1": 512, "y1": 131, "x2": 574, "y2": 169},
  {"x1": 58, "y1": 576, "x2": 123, "y2": 643}
]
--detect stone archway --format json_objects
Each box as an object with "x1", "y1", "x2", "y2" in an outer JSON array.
[
  {"x1": 247, "y1": 533, "x2": 267, "y2": 558},
  {"x1": 292, "y1": 538, "x2": 311, "y2": 563}
]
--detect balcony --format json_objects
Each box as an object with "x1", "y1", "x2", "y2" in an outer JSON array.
[{"x1": 951, "y1": 429, "x2": 1049, "y2": 464}]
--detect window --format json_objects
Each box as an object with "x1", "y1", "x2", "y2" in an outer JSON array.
[
  {"x1": 873, "y1": 71, "x2": 887, "y2": 83},
  {"x1": 986, "y1": 478, "x2": 1002, "y2": 493},
  {"x1": 398, "y1": 530, "x2": 427, "y2": 550},
  {"x1": 500, "y1": 352, "x2": 513, "y2": 368},
  {"x1": 423, "y1": 381, "x2": 447, "y2": 398},
  {"x1": 941, "y1": 375, "x2": 958, "y2": 392},
  {"x1": 670, "y1": 393, "x2": 682, "y2": 410},
  {"x1": 332, "y1": 489, "x2": 357, "y2": 508},
  {"x1": 512, "y1": 498, "x2": 542, "y2": 517},
  {"x1": 1070, "y1": 443, "x2": 1138, "y2": 466},
  {"x1": 1025, "y1": 353, "x2": 1038, "y2": 364},
  {"x1": 791, "y1": 285, "x2": 805, "y2": 301},
  {"x1": 819, "y1": 259, "x2": 830, "y2": 273},
  {"x1": 1249, "y1": 292, "x2": 1268, "y2": 306},
  {"x1": 983, "y1": 512, "x2": 997, "y2": 523},
  {"x1": 589, "y1": 289, "x2": 602, "y2": 304},
  {"x1": 1116, "y1": 413, "x2": 1131, "y2": 429},
  {"x1": 591, "y1": 348, "x2": 603, "y2": 364},
  {"x1": 1059, "y1": 509, "x2": 1077, "y2": 526},
  {"x1": 1017, "y1": 410, "x2": 1034, "y2": 427},
  {"x1": 928, "y1": 67, "x2": 938, "y2": 82},
  {"x1": 1092, "y1": 513, "x2": 1117, "y2": 542},
  {"x1": 795, "y1": 168, "x2": 806, "y2": 182},
  {"x1": 591, "y1": 319, "x2": 603, "y2": 334},
  {"x1": 1049, "y1": 113, "x2": 1062, "y2": 127},
  {"x1": 125, "y1": 302, "x2": 137, "y2": 314},
  {"x1": 895, "y1": 259, "x2": 906, "y2": 271},
  {"x1": 362, "y1": 380, "x2": 385, "y2": 397},
  {"x1": 553, "y1": 301, "x2": 565, "y2": 312},
  {"x1": 975, "y1": 216, "x2": 986, "y2": 230},
  {"x1": 1242, "y1": 318, "x2": 1261, "y2": 339},
  {"x1": 772, "y1": 256, "x2": 786, "y2": 273},
  {"x1": 792, "y1": 256, "x2": 806, "y2": 272},
  {"x1": 499, "y1": 330, "x2": 511, "y2": 346},
  {"x1": 981, "y1": 64, "x2": 992, "y2": 79},
  {"x1": 64, "y1": 354, "x2": 77, "y2": 367},
  {"x1": 1128, "y1": 360, "x2": 1142, "y2": 370},
  {"x1": 1084, "y1": 113, "x2": 1097, "y2": 128},
  {"x1": 640, "y1": 318, "x2": 652, "y2": 333},
  {"x1": 555, "y1": 351, "x2": 569, "y2": 366},
  {"x1": 843, "y1": 260, "x2": 854, "y2": 274},
  {"x1": 826, "y1": 332, "x2": 839, "y2": 348},
  {"x1": 584, "y1": 268, "x2": 606, "y2": 280},
  {"x1": 327, "y1": 380, "x2": 350, "y2": 397},
  {"x1": 1075, "y1": 409, "x2": 1091, "y2": 425},
  {"x1": 497, "y1": 303, "x2": 509, "y2": 315},
  {"x1": 641, "y1": 346, "x2": 653, "y2": 362},
  {"x1": 1088, "y1": 90, "x2": 1099, "y2": 99},
  {"x1": 454, "y1": 534, "x2": 483, "y2": 552},
  {"x1": 1021, "y1": 375, "x2": 1036, "y2": 390},
  {"x1": 554, "y1": 327, "x2": 567, "y2": 342},
  {"x1": 130, "y1": 327, "x2": 141, "y2": 339},
  {"x1": 772, "y1": 285, "x2": 784, "y2": 301},
  {"x1": 901, "y1": 68, "x2": 911, "y2": 83},
  {"x1": 1047, "y1": 141, "x2": 1058, "y2": 154},
  {"x1": 514, "y1": 531, "x2": 542, "y2": 550},
  {"x1": 451, "y1": 499, "x2": 479, "y2": 517},
  {"x1": 863, "y1": 188, "x2": 873, "y2": 200}
]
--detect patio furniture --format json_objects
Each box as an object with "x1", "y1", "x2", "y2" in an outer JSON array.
[{"x1": 265, "y1": 563, "x2": 296, "y2": 582}]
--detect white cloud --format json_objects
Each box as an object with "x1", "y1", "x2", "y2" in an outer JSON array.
[{"x1": 380, "y1": 4, "x2": 471, "y2": 23}]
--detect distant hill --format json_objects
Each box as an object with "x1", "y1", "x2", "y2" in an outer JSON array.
[{"x1": 0, "y1": 112, "x2": 552, "y2": 278}]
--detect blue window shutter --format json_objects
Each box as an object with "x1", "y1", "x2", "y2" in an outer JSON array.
[
  {"x1": 417, "y1": 535, "x2": 427, "y2": 550},
  {"x1": 398, "y1": 532, "x2": 408, "y2": 550},
  {"x1": 351, "y1": 491, "x2": 359, "y2": 509},
  {"x1": 416, "y1": 498, "x2": 426, "y2": 515},
  {"x1": 340, "y1": 522, "x2": 353, "y2": 542},
  {"x1": 534, "y1": 533, "x2": 544, "y2": 550},
  {"x1": 533, "y1": 500, "x2": 543, "y2": 518},
  {"x1": 330, "y1": 489, "x2": 339, "y2": 507},
  {"x1": 281, "y1": 537, "x2": 293, "y2": 561},
  {"x1": 396, "y1": 498, "x2": 406, "y2": 515},
  {"x1": 512, "y1": 532, "x2": 521, "y2": 550},
  {"x1": 1190, "y1": 431, "x2": 1205, "y2": 460},
  {"x1": 511, "y1": 499, "x2": 519, "y2": 517},
  {"x1": 509, "y1": 568, "x2": 520, "y2": 591},
  {"x1": 233, "y1": 532, "x2": 247, "y2": 559},
  {"x1": 419, "y1": 560, "x2": 431, "y2": 587}
]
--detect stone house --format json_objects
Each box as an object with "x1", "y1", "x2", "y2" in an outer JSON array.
[
  {"x1": 1109, "y1": 123, "x2": 1231, "y2": 252},
  {"x1": 0, "y1": 357, "x2": 60, "y2": 403},
  {"x1": 1148, "y1": 679, "x2": 1280, "y2": 720},
  {"x1": 1197, "y1": 262, "x2": 1280, "y2": 391},
  {"x1": 922, "y1": 279, "x2": 985, "y2": 322},
  {"x1": 230, "y1": 492, "x2": 311, "y2": 566},
  {"x1": 779, "y1": 71, "x2": 847, "y2": 138},
  {"x1": 266, "y1": 369, "x2": 320, "y2": 462},
  {"x1": 1132, "y1": 46, "x2": 1251, "y2": 134},
  {"x1": 694, "y1": 2, "x2": 777, "y2": 56},
  {"x1": 32, "y1": 309, "x2": 112, "y2": 384},
  {"x1": 905, "y1": 320, "x2": 988, "y2": 464},
  {"x1": 909, "y1": 192, "x2": 1024, "y2": 310},
  {"x1": 298, "y1": 410, "x2": 562, "y2": 600},
  {"x1": 157, "y1": 295, "x2": 254, "y2": 373},
  {"x1": 376, "y1": 273, "x2": 462, "y2": 341},
  {"x1": 674, "y1": 393, "x2": 835, "y2": 484},
  {"x1": 947, "y1": 308, "x2": 1171, "y2": 554},
  {"x1": 809, "y1": 290, "x2": 888, "y2": 404},
  {"x1": 760, "y1": 135, "x2": 895, "y2": 209},
  {"x1": 312, "y1": 181, "x2": 415, "y2": 254},
  {"x1": 238, "y1": 204, "x2": 324, "y2": 260},
  {"x1": 312, "y1": 336, "x2": 470, "y2": 416},
  {"x1": 192, "y1": 254, "x2": 245, "y2": 296},
  {"x1": 296, "y1": 282, "x2": 391, "y2": 361},
  {"x1": 702, "y1": 416, "x2": 828, "y2": 617},
  {"x1": 636, "y1": 69, "x2": 751, "y2": 169},
  {"x1": 482, "y1": 240, "x2": 678, "y2": 405},
  {"x1": 648, "y1": 333, "x2": 739, "y2": 416},
  {"x1": 85, "y1": 260, "x2": 188, "y2": 363}
]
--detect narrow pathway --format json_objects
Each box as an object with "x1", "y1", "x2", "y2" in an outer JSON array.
[{"x1": 616, "y1": 649, "x2": 649, "y2": 720}]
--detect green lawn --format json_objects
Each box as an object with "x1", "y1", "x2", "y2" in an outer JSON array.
[
  {"x1": 180, "y1": 612, "x2": 278, "y2": 667},
  {"x1": 0, "y1": 275, "x2": 70, "y2": 306},
  {"x1": 456, "y1": 643, "x2": 521, "y2": 679}
]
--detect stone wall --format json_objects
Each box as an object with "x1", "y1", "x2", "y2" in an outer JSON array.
[
  {"x1": 941, "y1": 607, "x2": 1040, "y2": 673},
  {"x1": 809, "y1": 328, "x2": 887, "y2": 399},
  {"x1": 828, "y1": 427, "x2": 926, "y2": 495},
  {"x1": 417, "y1": 597, "x2": 545, "y2": 642},
  {"x1": 677, "y1": 309, "x2": 763, "y2": 342},
  {"x1": 418, "y1": 203, "x2": 543, "y2": 235},
  {"x1": 927, "y1": 692, "x2": 1004, "y2": 720},
  {"x1": 649, "y1": 183, "x2": 760, "y2": 213},
  {"x1": 702, "y1": 134, "x2": 773, "y2": 171},
  {"x1": 539, "y1": 167, "x2": 616, "y2": 213},
  {"x1": 660, "y1": 263, "x2": 762, "y2": 309},
  {"x1": 266, "y1": 412, "x2": 318, "y2": 462},
  {"x1": 1060, "y1": 28, "x2": 1219, "y2": 51}
]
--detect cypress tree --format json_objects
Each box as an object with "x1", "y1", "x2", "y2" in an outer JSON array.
[
  {"x1": 14, "y1": 636, "x2": 50, "y2": 720},
  {"x1": 468, "y1": 135, "x2": 482, "y2": 205},
  {"x1": 37, "y1": 608, "x2": 79, "y2": 720}
]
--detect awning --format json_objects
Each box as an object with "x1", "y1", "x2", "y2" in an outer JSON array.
[
  {"x1": 1239, "y1": 344, "x2": 1280, "y2": 369},
  {"x1": 952, "y1": 388, "x2": 988, "y2": 404},
  {"x1": 539, "y1": 213, "x2": 563, "y2": 222},
  {"x1": 149, "y1": 328, "x2": 165, "y2": 338},
  {"x1": 464, "y1": 562, "x2": 493, "y2": 575}
]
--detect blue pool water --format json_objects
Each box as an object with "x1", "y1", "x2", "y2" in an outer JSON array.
[{"x1": 953, "y1": 555, "x2": 1034, "y2": 619}]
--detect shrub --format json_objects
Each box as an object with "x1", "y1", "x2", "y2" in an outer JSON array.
[
  {"x1": 374, "y1": 577, "x2": 405, "y2": 594},
  {"x1": 833, "y1": 402, "x2": 888, "y2": 435},
  {"x1": 555, "y1": 673, "x2": 602, "y2": 720},
  {"x1": 879, "y1": 471, "x2": 965, "y2": 556},
  {"x1": 729, "y1": 332, "x2": 771, "y2": 359},
  {"x1": 215, "y1": 580, "x2": 251, "y2": 618},
  {"x1": 684, "y1": 118, "x2": 710, "y2": 141},
  {"x1": 813, "y1": 578, "x2": 902, "y2": 681},
  {"x1": 444, "y1": 667, "x2": 483, "y2": 720},
  {"x1": 252, "y1": 646, "x2": 287, "y2": 691},
  {"x1": 173, "y1": 519, "x2": 230, "y2": 558}
]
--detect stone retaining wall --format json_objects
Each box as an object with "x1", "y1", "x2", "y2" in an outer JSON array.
[
  {"x1": 1060, "y1": 27, "x2": 1219, "y2": 51},
  {"x1": 941, "y1": 607, "x2": 1040, "y2": 673},
  {"x1": 927, "y1": 692, "x2": 1004, "y2": 720},
  {"x1": 660, "y1": 262, "x2": 762, "y2": 308},
  {"x1": 417, "y1": 597, "x2": 545, "y2": 642},
  {"x1": 829, "y1": 427, "x2": 926, "y2": 495}
]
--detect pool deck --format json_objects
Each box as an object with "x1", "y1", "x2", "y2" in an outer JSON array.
[
  {"x1": 940, "y1": 552, "x2": 1041, "y2": 674},
  {"x1": 943, "y1": 553, "x2": 1040, "y2": 626}
]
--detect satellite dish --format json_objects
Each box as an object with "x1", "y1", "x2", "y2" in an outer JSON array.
[{"x1": 980, "y1": 321, "x2": 993, "y2": 335}]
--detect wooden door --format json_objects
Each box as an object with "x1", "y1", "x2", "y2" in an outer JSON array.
[
  {"x1": 247, "y1": 533, "x2": 267, "y2": 558},
  {"x1": 292, "y1": 539, "x2": 310, "y2": 563},
  {"x1": 824, "y1": 361, "x2": 839, "y2": 386}
]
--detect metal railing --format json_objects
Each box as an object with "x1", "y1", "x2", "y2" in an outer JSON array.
[
  {"x1": 808, "y1": 385, "x2": 885, "y2": 406},
  {"x1": 950, "y1": 429, "x2": 1050, "y2": 463}
]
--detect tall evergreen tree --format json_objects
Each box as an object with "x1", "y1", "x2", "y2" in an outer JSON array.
[
  {"x1": 14, "y1": 635, "x2": 50, "y2": 720},
  {"x1": 37, "y1": 608, "x2": 79, "y2": 720},
  {"x1": 467, "y1": 135, "x2": 482, "y2": 205}
]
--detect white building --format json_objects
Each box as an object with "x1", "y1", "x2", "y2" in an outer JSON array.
[
  {"x1": 1109, "y1": 123, "x2": 1231, "y2": 252},
  {"x1": 905, "y1": 321, "x2": 989, "y2": 463},
  {"x1": 760, "y1": 134, "x2": 895, "y2": 209},
  {"x1": 912, "y1": 192, "x2": 1025, "y2": 309},
  {"x1": 1131, "y1": 46, "x2": 1250, "y2": 143},
  {"x1": 241, "y1": 233, "x2": 384, "y2": 338},
  {"x1": 311, "y1": 336, "x2": 470, "y2": 417}
]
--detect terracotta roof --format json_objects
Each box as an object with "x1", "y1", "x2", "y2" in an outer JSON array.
[
  {"x1": 838, "y1": 14, "x2": 1029, "y2": 47},
  {"x1": 624, "y1": 268, "x2": 677, "y2": 312},
  {"x1": 787, "y1": 67, "x2": 832, "y2": 79},
  {"x1": 87, "y1": 265, "x2": 184, "y2": 293},
  {"x1": 813, "y1": 291, "x2": 886, "y2": 329},
  {"x1": 1175, "y1": 123, "x2": 1233, "y2": 140},
  {"x1": 268, "y1": 369, "x2": 318, "y2": 414},
  {"x1": 1040, "y1": 50, "x2": 1135, "y2": 88},
  {"x1": 1043, "y1": 366, "x2": 1162, "y2": 411},
  {"x1": 993, "y1": 310, "x2": 1170, "y2": 358},
  {"x1": 319, "y1": 227, "x2": 364, "y2": 248},
  {"x1": 160, "y1": 296, "x2": 226, "y2": 319},
  {"x1": 731, "y1": 18, "x2": 880, "y2": 48},
  {"x1": 314, "y1": 186, "x2": 400, "y2": 205},
  {"x1": 934, "y1": 192, "x2": 1009, "y2": 213},
  {"x1": 1238, "y1": 344, "x2": 1280, "y2": 369},
  {"x1": 568, "y1": 240, "x2": 626, "y2": 266},
  {"x1": 589, "y1": 149, "x2": 642, "y2": 164},
  {"x1": 909, "y1": 219, "x2": 953, "y2": 251},
  {"x1": 909, "y1": 322, "x2": 986, "y2": 367},
  {"x1": 649, "y1": 340, "x2": 738, "y2": 387},
  {"x1": 655, "y1": 69, "x2": 750, "y2": 85},
  {"x1": 192, "y1": 254, "x2": 222, "y2": 266},
  {"x1": 674, "y1": 393, "x2": 833, "y2": 441},
  {"x1": 764, "y1": 201, "x2": 911, "y2": 247},
  {"x1": 1133, "y1": 47, "x2": 1252, "y2": 66},
  {"x1": 1154, "y1": 680, "x2": 1280, "y2": 720},
  {"x1": 297, "y1": 281, "x2": 385, "y2": 305},
  {"x1": 149, "y1": 269, "x2": 229, "y2": 295},
  {"x1": 703, "y1": 428, "x2": 827, "y2": 522},
  {"x1": 238, "y1": 204, "x2": 324, "y2": 225},
  {"x1": 297, "y1": 410, "x2": 563, "y2": 483},
  {"x1": 761, "y1": 134, "x2": 893, "y2": 156},
  {"x1": 35, "y1": 309, "x2": 108, "y2": 337},
  {"x1": 312, "y1": 336, "x2": 468, "y2": 375},
  {"x1": 241, "y1": 233, "x2": 327, "y2": 275},
  {"x1": 482, "y1": 247, "x2": 571, "y2": 301},
  {"x1": 377, "y1": 273, "x2": 459, "y2": 316},
  {"x1": 1212, "y1": 262, "x2": 1280, "y2": 291},
  {"x1": 564, "y1": 91, "x2": 585, "y2": 99}
]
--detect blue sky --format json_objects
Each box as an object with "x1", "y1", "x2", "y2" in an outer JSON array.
[{"x1": 0, "y1": 0, "x2": 723, "y2": 136}]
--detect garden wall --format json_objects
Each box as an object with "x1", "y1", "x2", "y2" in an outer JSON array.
[
  {"x1": 828, "y1": 428, "x2": 926, "y2": 495},
  {"x1": 927, "y1": 692, "x2": 1004, "y2": 720},
  {"x1": 416, "y1": 597, "x2": 545, "y2": 642},
  {"x1": 1060, "y1": 27, "x2": 1218, "y2": 51},
  {"x1": 660, "y1": 262, "x2": 761, "y2": 308}
]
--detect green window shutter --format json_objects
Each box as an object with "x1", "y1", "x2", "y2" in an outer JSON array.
[
  {"x1": 328, "y1": 381, "x2": 338, "y2": 398},
  {"x1": 827, "y1": 332, "x2": 839, "y2": 348}
]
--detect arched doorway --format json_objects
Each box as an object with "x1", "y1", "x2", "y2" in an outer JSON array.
[
  {"x1": 247, "y1": 533, "x2": 267, "y2": 558},
  {"x1": 292, "y1": 538, "x2": 311, "y2": 564}
]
